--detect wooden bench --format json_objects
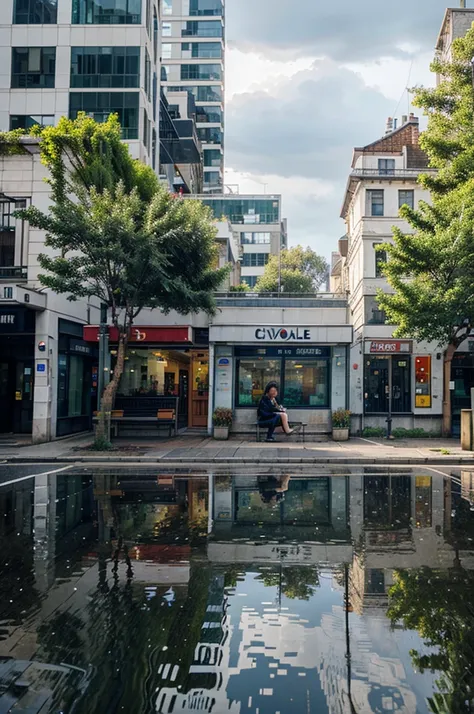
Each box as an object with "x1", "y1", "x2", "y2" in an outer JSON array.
[
  {"x1": 93, "y1": 408, "x2": 178, "y2": 438},
  {"x1": 255, "y1": 421, "x2": 307, "y2": 443}
]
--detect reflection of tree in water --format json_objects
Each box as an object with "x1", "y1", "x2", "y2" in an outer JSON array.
[
  {"x1": 388, "y1": 566, "x2": 474, "y2": 714},
  {"x1": 37, "y1": 611, "x2": 86, "y2": 668},
  {"x1": 257, "y1": 566, "x2": 320, "y2": 600}
]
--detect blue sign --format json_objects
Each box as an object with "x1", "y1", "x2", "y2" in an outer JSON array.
[
  {"x1": 37, "y1": 363, "x2": 46, "y2": 372},
  {"x1": 218, "y1": 358, "x2": 230, "y2": 366}
]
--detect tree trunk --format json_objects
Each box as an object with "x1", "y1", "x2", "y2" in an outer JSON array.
[
  {"x1": 442, "y1": 342, "x2": 457, "y2": 438},
  {"x1": 96, "y1": 331, "x2": 127, "y2": 443}
]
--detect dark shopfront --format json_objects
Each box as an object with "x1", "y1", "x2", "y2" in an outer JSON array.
[
  {"x1": 57, "y1": 319, "x2": 98, "y2": 437},
  {"x1": 364, "y1": 340, "x2": 413, "y2": 417},
  {"x1": 451, "y1": 351, "x2": 474, "y2": 437},
  {"x1": 0, "y1": 307, "x2": 35, "y2": 434}
]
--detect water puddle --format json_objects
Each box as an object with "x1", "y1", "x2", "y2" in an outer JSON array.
[{"x1": 0, "y1": 467, "x2": 473, "y2": 713}]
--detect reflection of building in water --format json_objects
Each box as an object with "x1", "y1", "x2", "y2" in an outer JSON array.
[{"x1": 156, "y1": 574, "x2": 238, "y2": 713}]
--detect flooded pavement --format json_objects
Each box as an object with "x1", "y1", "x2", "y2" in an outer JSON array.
[{"x1": 0, "y1": 467, "x2": 473, "y2": 713}]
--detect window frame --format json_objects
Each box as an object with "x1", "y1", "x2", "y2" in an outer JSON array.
[
  {"x1": 13, "y1": 0, "x2": 58, "y2": 24},
  {"x1": 11, "y1": 46, "x2": 56, "y2": 89},
  {"x1": 398, "y1": 189, "x2": 414, "y2": 210},
  {"x1": 378, "y1": 158, "x2": 395, "y2": 176},
  {"x1": 367, "y1": 189, "x2": 384, "y2": 217},
  {"x1": 72, "y1": 0, "x2": 141, "y2": 25}
]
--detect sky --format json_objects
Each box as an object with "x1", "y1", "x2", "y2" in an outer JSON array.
[{"x1": 224, "y1": 0, "x2": 452, "y2": 259}]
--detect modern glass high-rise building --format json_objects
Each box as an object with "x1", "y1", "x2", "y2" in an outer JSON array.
[
  {"x1": 0, "y1": 0, "x2": 161, "y2": 168},
  {"x1": 160, "y1": 0, "x2": 224, "y2": 193}
]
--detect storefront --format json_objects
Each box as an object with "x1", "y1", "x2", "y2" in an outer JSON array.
[
  {"x1": 56, "y1": 319, "x2": 98, "y2": 437},
  {"x1": 83, "y1": 325, "x2": 210, "y2": 428},
  {"x1": 210, "y1": 324, "x2": 352, "y2": 433},
  {"x1": 0, "y1": 307, "x2": 36, "y2": 434}
]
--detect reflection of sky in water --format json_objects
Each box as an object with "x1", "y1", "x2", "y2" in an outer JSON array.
[{"x1": 223, "y1": 570, "x2": 437, "y2": 714}]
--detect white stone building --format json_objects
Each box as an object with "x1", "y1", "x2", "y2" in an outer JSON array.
[{"x1": 0, "y1": 0, "x2": 160, "y2": 167}]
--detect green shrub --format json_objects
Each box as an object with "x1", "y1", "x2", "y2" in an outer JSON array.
[
  {"x1": 362, "y1": 427, "x2": 386, "y2": 437},
  {"x1": 332, "y1": 409, "x2": 351, "y2": 428},
  {"x1": 391, "y1": 427, "x2": 441, "y2": 439}
]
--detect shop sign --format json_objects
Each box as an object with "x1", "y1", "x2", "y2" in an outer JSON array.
[
  {"x1": 37, "y1": 363, "x2": 46, "y2": 372},
  {"x1": 0, "y1": 309, "x2": 24, "y2": 332},
  {"x1": 218, "y1": 358, "x2": 230, "y2": 366},
  {"x1": 368, "y1": 340, "x2": 412, "y2": 354},
  {"x1": 255, "y1": 327, "x2": 311, "y2": 341},
  {"x1": 83, "y1": 325, "x2": 191, "y2": 344},
  {"x1": 235, "y1": 346, "x2": 331, "y2": 358},
  {"x1": 69, "y1": 338, "x2": 92, "y2": 355}
]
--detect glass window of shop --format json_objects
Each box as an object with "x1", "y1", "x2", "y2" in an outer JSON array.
[
  {"x1": 116, "y1": 348, "x2": 192, "y2": 396},
  {"x1": 57, "y1": 351, "x2": 91, "y2": 418},
  {"x1": 364, "y1": 356, "x2": 411, "y2": 413},
  {"x1": 235, "y1": 347, "x2": 330, "y2": 408}
]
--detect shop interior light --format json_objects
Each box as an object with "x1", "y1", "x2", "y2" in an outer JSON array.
[{"x1": 294, "y1": 364, "x2": 303, "y2": 369}]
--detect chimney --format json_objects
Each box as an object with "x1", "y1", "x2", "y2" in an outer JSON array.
[
  {"x1": 393, "y1": 118, "x2": 398, "y2": 130},
  {"x1": 401, "y1": 114, "x2": 408, "y2": 125},
  {"x1": 385, "y1": 117, "x2": 394, "y2": 135},
  {"x1": 460, "y1": 0, "x2": 466, "y2": 8}
]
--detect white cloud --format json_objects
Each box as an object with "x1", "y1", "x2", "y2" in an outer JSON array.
[{"x1": 226, "y1": 48, "x2": 315, "y2": 100}]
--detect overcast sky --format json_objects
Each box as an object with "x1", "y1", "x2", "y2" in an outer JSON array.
[{"x1": 224, "y1": 0, "x2": 451, "y2": 258}]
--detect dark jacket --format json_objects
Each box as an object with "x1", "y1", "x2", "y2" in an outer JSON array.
[{"x1": 257, "y1": 395, "x2": 281, "y2": 421}]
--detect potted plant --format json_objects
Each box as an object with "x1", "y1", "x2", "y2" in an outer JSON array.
[
  {"x1": 332, "y1": 408, "x2": 351, "y2": 441},
  {"x1": 213, "y1": 407, "x2": 233, "y2": 440}
]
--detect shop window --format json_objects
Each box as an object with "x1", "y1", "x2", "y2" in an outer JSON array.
[
  {"x1": 364, "y1": 356, "x2": 411, "y2": 413},
  {"x1": 284, "y1": 360, "x2": 329, "y2": 407},
  {"x1": 415, "y1": 356, "x2": 431, "y2": 408},
  {"x1": 237, "y1": 359, "x2": 281, "y2": 406}
]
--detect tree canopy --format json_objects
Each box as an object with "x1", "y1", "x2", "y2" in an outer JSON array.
[
  {"x1": 377, "y1": 26, "x2": 474, "y2": 434},
  {"x1": 254, "y1": 245, "x2": 328, "y2": 293}
]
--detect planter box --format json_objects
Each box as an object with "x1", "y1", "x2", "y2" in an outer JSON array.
[
  {"x1": 332, "y1": 427, "x2": 349, "y2": 441},
  {"x1": 213, "y1": 426, "x2": 229, "y2": 440}
]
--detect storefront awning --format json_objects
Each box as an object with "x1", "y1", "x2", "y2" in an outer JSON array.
[{"x1": 83, "y1": 325, "x2": 192, "y2": 344}]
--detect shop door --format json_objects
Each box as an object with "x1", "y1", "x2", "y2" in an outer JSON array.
[
  {"x1": 364, "y1": 358, "x2": 389, "y2": 413},
  {"x1": 178, "y1": 369, "x2": 189, "y2": 428},
  {"x1": 191, "y1": 353, "x2": 209, "y2": 427},
  {"x1": 451, "y1": 355, "x2": 474, "y2": 437},
  {"x1": 13, "y1": 361, "x2": 34, "y2": 433},
  {"x1": 0, "y1": 362, "x2": 13, "y2": 433}
]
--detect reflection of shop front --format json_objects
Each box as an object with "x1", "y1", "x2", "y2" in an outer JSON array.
[
  {"x1": 210, "y1": 324, "x2": 352, "y2": 434},
  {"x1": 83, "y1": 326, "x2": 210, "y2": 428},
  {"x1": 0, "y1": 307, "x2": 36, "y2": 434}
]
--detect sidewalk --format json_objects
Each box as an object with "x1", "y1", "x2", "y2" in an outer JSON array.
[{"x1": 1, "y1": 432, "x2": 474, "y2": 465}]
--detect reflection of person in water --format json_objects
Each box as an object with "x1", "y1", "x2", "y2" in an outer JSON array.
[{"x1": 259, "y1": 474, "x2": 291, "y2": 504}]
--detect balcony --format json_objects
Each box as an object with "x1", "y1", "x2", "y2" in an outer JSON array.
[
  {"x1": 214, "y1": 292, "x2": 348, "y2": 308},
  {"x1": 350, "y1": 167, "x2": 435, "y2": 179},
  {"x1": 0, "y1": 266, "x2": 27, "y2": 280}
]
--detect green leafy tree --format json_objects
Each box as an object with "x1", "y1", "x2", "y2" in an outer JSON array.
[
  {"x1": 377, "y1": 27, "x2": 474, "y2": 435},
  {"x1": 257, "y1": 565, "x2": 320, "y2": 600},
  {"x1": 13, "y1": 115, "x2": 228, "y2": 443},
  {"x1": 255, "y1": 246, "x2": 328, "y2": 293}
]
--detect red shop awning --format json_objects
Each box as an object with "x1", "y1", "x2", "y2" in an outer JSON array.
[{"x1": 83, "y1": 325, "x2": 192, "y2": 344}]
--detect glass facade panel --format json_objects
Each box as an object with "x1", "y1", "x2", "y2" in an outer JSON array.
[
  {"x1": 72, "y1": 0, "x2": 141, "y2": 24},
  {"x1": 13, "y1": 0, "x2": 57, "y2": 23},
  {"x1": 284, "y1": 360, "x2": 329, "y2": 407},
  {"x1": 237, "y1": 359, "x2": 281, "y2": 406},
  {"x1": 241, "y1": 232, "x2": 271, "y2": 244},
  {"x1": 166, "y1": 84, "x2": 222, "y2": 102},
  {"x1": 182, "y1": 42, "x2": 222, "y2": 58},
  {"x1": 69, "y1": 92, "x2": 139, "y2": 139},
  {"x1": 196, "y1": 127, "x2": 222, "y2": 144},
  {"x1": 182, "y1": 21, "x2": 222, "y2": 37},
  {"x1": 364, "y1": 356, "x2": 411, "y2": 413},
  {"x1": 196, "y1": 105, "x2": 222, "y2": 123},
  {"x1": 203, "y1": 148, "x2": 222, "y2": 166},
  {"x1": 204, "y1": 171, "x2": 221, "y2": 186},
  {"x1": 70, "y1": 47, "x2": 140, "y2": 88},
  {"x1": 10, "y1": 114, "x2": 54, "y2": 130},
  {"x1": 11, "y1": 47, "x2": 56, "y2": 88},
  {"x1": 189, "y1": 0, "x2": 223, "y2": 15},
  {"x1": 181, "y1": 63, "x2": 222, "y2": 80},
  {"x1": 203, "y1": 199, "x2": 280, "y2": 224}
]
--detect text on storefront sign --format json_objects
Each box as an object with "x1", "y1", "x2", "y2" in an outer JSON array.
[{"x1": 255, "y1": 327, "x2": 311, "y2": 341}]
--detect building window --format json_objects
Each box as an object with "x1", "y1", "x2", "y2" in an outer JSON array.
[
  {"x1": 182, "y1": 20, "x2": 223, "y2": 37},
  {"x1": 364, "y1": 356, "x2": 411, "y2": 413},
  {"x1": 203, "y1": 171, "x2": 221, "y2": 186},
  {"x1": 375, "y1": 247, "x2": 387, "y2": 277},
  {"x1": 11, "y1": 47, "x2": 56, "y2": 88},
  {"x1": 236, "y1": 351, "x2": 331, "y2": 408},
  {"x1": 166, "y1": 84, "x2": 222, "y2": 102},
  {"x1": 13, "y1": 0, "x2": 57, "y2": 23},
  {"x1": 72, "y1": 0, "x2": 141, "y2": 24},
  {"x1": 163, "y1": 0, "x2": 172, "y2": 13},
  {"x1": 203, "y1": 149, "x2": 222, "y2": 167},
  {"x1": 203, "y1": 199, "x2": 279, "y2": 225},
  {"x1": 189, "y1": 0, "x2": 223, "y2": 16},
  {"x1": 144, "y1": 50, "x2": 151, "y2": 100},
  {"x1": 70, "y1": 47, "x2": 140, "y2": 89},
  {"x1": 237, "y1": 359, "x2": 281, "y2": 406},
  {"x1": 197, "y1": 127, "x2": 222, "y2": 144},
  {"x1": 181, "y1": 63, "x2": 222, "y2": 81},
  {"x1": 378, "y1": 158, "x2": 395, "y2": 175},
  {"x1": 370, "y1": 309, "x2": 387, "y2": 324},
  {"x1": 196, "y1": 105, "x2": 222, "y2": 123},
  {"x1": 399, "y1": 189, "x2": 414, "y2": 210},
  {"x1": 242, "y1": 253, "x2": 268, "y2": 267},
  {"x1": 243, "y1": 276, "x2": 258, "y2": 288},
  {"x1": 69, "y1": 92, "x2": 139, "y2": 139},
  {"x1": 241, "y1": 232, "x2": 271, "y2": 244},
  {"x1": 162, "y1": 43, "x2": 172, "y2": 59},
  {"x1": 182, "y1": 41, "x2": 222, "y2": 58},
  {"x1": 162, "y1": 22, "x2": 172, "y2": 36},
  {"x1": 367, "y1": 189, "x2": 384, "y2": 217},
  {"x1": 10, "y1": 114, "x2": 54, "y2": 130}
]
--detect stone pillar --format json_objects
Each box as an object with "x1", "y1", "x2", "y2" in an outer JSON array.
[{"x1": 32, "y1": 310, "x2": 58, "y2": 443}]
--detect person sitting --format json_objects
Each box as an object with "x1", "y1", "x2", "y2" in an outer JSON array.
[{"x1": 257, "y1": 382, "x2": 295, "y2": 442}]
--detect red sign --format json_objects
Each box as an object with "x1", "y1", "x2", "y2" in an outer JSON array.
[
  {"x1": 369, "y1": 340, "x2": 411, "y2": 354},
  {"x1": 83, "y1": 325, "x2": 191, "y2": 344}
]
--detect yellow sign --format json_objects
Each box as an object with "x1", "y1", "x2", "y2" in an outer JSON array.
[
  {"x1": 15, "y1": 391, "x2": 22, "y2": 401},
  {"x1": 415, "y1": 395, "x2": 431, "y2": 408},
  {"x1": 416, "y1": 476, "x2": 432, "y2": 487}
]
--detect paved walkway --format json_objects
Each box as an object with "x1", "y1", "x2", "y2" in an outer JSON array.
[{"x1": 1, "y1": 432, "x2": 474, "y2": 465}]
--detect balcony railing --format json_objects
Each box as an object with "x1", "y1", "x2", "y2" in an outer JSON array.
[
  {"x1": 351, "y1": 168, "x2": 435, "y2": 178},
  {"x1": 215, "y1": 292, "x2": 347, "y2": 308},
  {"x1": 0, "y1": 266, "x2": 27, "y2": 280}
]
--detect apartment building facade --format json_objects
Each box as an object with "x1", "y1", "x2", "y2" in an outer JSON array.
[
  {"x1": 0, "y1": 0, "x2": 160, "y2": 168},
  {"x1": 160, "y1": 0, "x2": 224, "y2": 193}
]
